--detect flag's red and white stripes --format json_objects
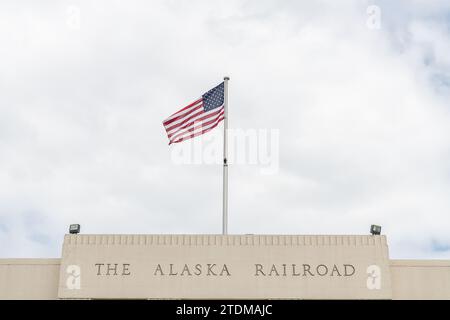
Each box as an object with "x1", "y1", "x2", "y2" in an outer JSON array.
[{"x1": 163, "y1": 98, "x2": 224, "y2": 144}]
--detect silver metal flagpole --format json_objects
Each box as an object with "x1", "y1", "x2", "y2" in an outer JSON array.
[{"x1": 222, "y1": 76, "x2": 229, "y2": 235}]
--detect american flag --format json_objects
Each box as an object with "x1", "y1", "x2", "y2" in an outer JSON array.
[{"x1": 163, "y1": 82, "x2": 225, "y2": 145}]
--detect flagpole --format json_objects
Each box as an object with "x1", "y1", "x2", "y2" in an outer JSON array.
[{"x1": 223, "y1": 76, "x2": 229, "y2": 235}]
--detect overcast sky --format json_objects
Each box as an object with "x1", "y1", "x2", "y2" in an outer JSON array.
[{"x1": 1, "y1": 0, "x2": 450, "y2": 259}]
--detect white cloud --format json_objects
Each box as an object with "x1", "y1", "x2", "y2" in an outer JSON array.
[{"x1": 0, "y1": 0, "x2": 449, "y2": 258}]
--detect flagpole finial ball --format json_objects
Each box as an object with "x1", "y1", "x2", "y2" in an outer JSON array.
[{"x1": 224, "y1": 76, "x2": 230, "y2": 81}]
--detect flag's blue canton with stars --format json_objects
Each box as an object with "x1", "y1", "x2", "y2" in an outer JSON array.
[{"x1": 203, "y1": 82, "x2": 224, "y2": 112}]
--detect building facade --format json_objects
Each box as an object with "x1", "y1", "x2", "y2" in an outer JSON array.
[{"x1": 0, "y1": 234, "x2": 449, "y2": 299}]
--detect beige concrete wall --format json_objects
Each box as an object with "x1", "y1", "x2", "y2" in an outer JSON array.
[
  {"x1": 0, "y1": 237, "x2": 450, "y2": 300},
  {"x1": 0, "y1": 259, "x2": 60, "y2": 300},
  {"x1": 390, "y1": 260, "x2": 450, "y2": 300},
  {"x1": 58, "y1": 234, "x2": 393, "y2": 299}
]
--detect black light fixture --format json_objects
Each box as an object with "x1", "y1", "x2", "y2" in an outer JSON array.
[
  {"x1": 69, "y1": 224, "x2": 81, "y2": 234},
  {"x1": 370, "y1": 224, "x2": 381, "y2": 235}
]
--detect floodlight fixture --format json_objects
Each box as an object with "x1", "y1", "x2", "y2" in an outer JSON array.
[
  {"x1": 69, "y1": 224, "x2": 81, "y2": 234},
  {"x1": 370, "y1": 224, "x2": 381, "y2": 235}
]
